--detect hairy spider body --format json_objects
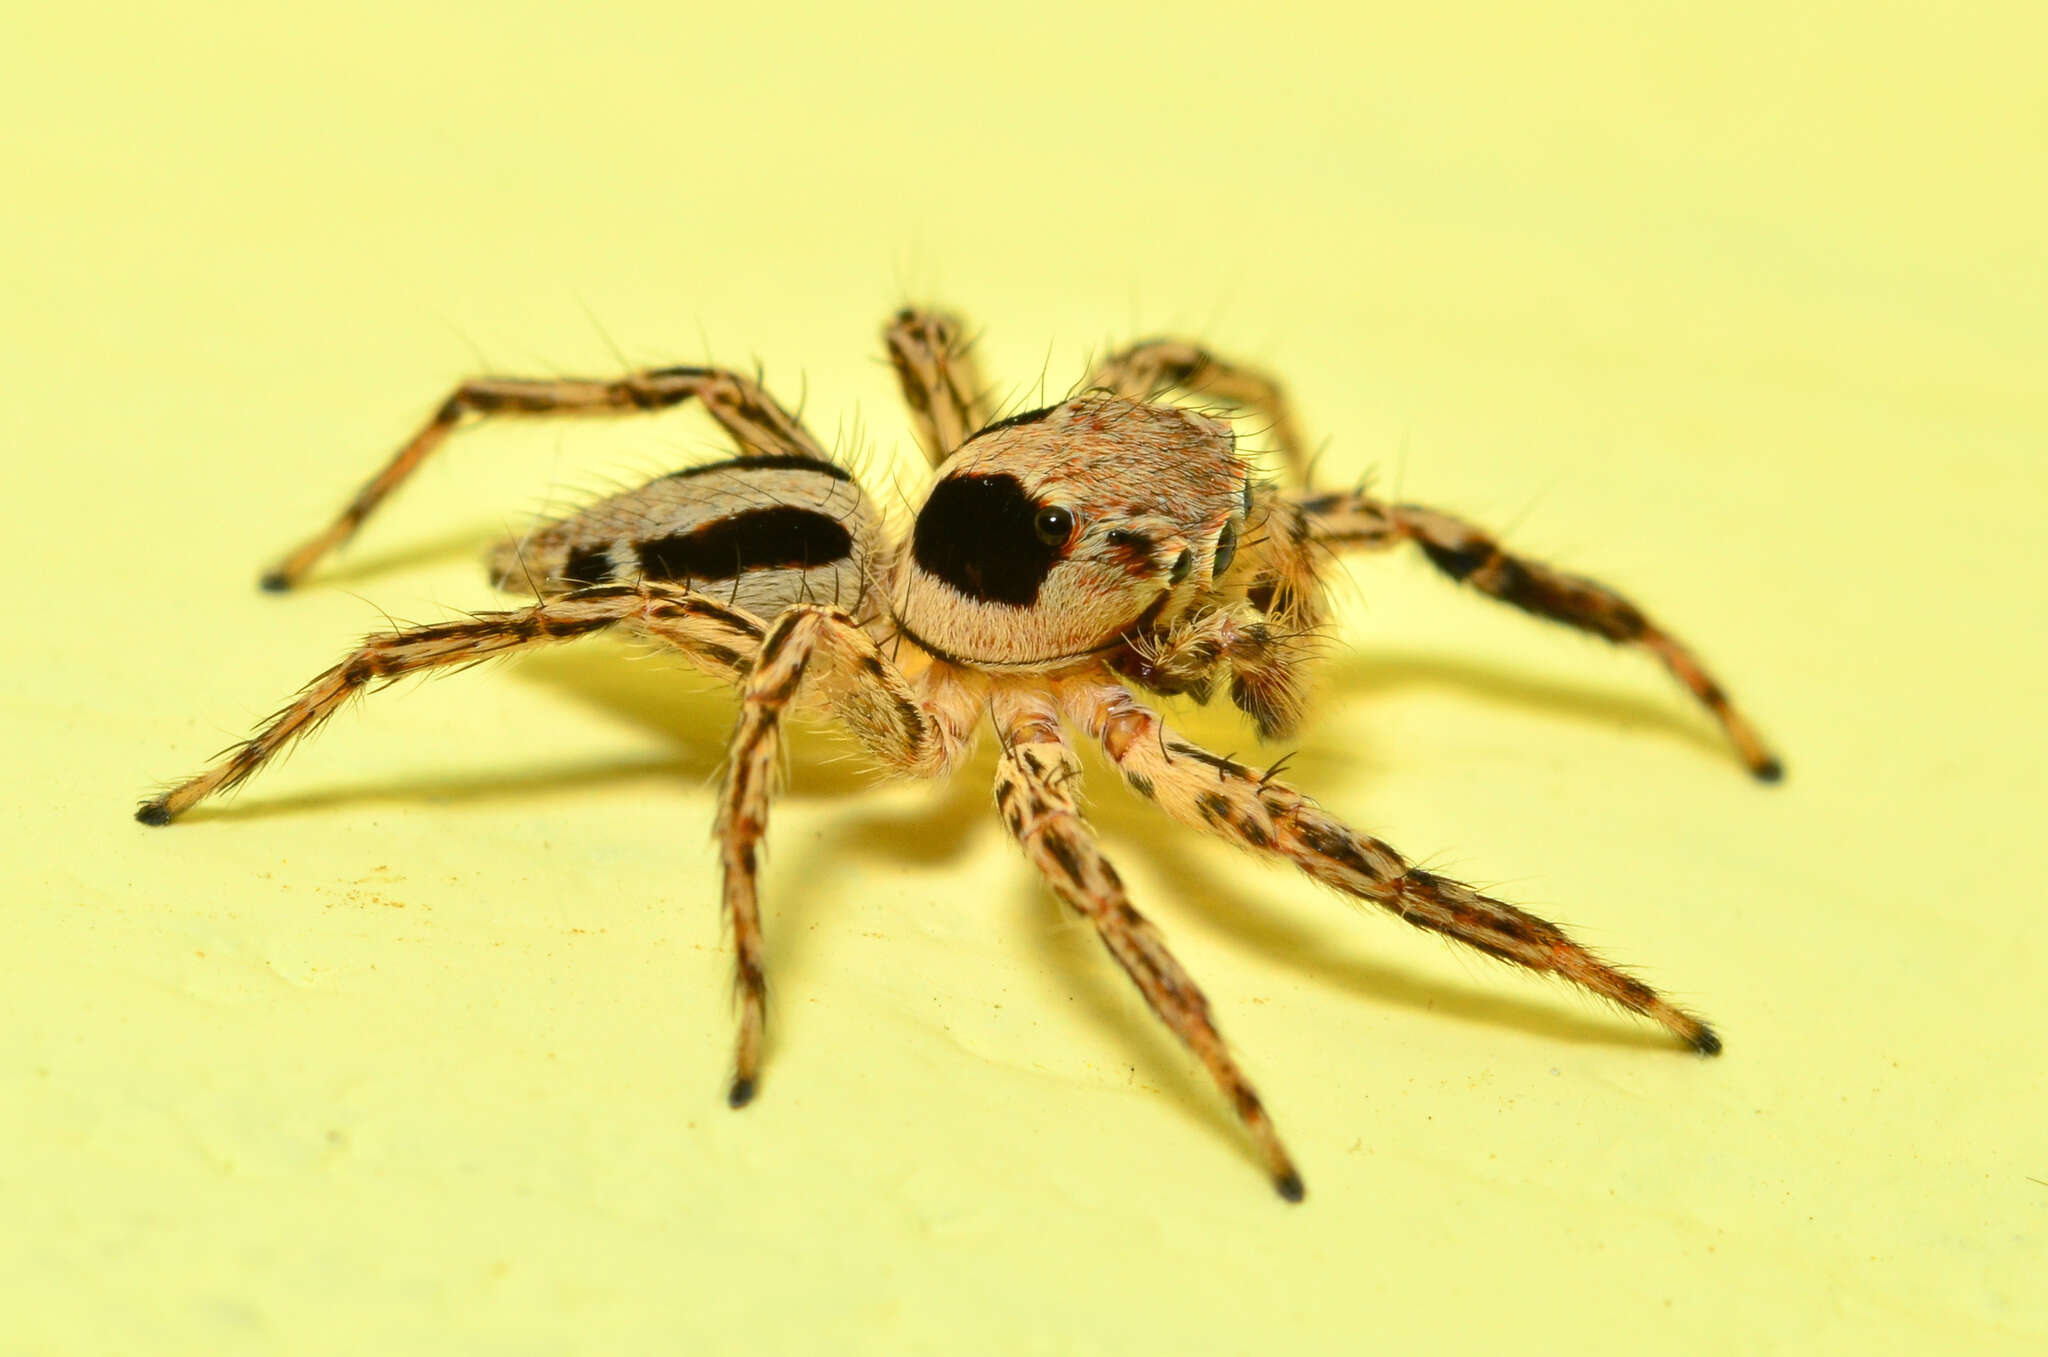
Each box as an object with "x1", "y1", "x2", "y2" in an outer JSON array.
[
  {"x1": 484, "y1": 453, "x2": 889, "y2": 617},
  {"x1": 138, "y1": 308, "x2": 1780, "y2": 1201}
]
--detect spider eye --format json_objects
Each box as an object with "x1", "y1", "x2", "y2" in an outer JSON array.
[
  {"x1": 1212, "y1": 521, "x2": 1238, "y2": 577},
  {"x1": 1033, "y1": 505, "x2": 1075, "y2": 546}
]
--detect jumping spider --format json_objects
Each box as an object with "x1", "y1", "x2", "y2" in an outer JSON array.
[{"x1": 137, "y1": 307, "x2": 1781, "y2": 1201}]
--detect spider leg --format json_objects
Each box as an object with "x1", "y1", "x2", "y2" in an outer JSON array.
[
  {"x1": 1086, "y1": 340, "x2": 1310, "y2": 486},
  {"x1": 883, "y1": 308, "x2": 995, "y2": 464},
  {"x1": 990, "y1": 690, "x2": 1304, "y2": 1202},
  {"x1": 1065, "y1": 679, "x2": 1724, "y2": 1056},
  {"x1": 263, "y1": 365, "x2": 829, "y2": 591},
  {"x1": 717, "y1": 604, "x2": 982, "y2": 1105},
  {"x1": 134, "y1": 584, "x2": 766, "y2": 825},
  {"x1": 1291, "y1": 489, "x2": 1782, "y2": 780}
]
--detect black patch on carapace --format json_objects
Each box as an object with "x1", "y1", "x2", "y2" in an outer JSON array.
[
  {"x1": 637, "y1": 506, "x2": 852, "y2": 583},
  {"x1": 970, "y1": 404, "x2": 1057, "y2": 440},
  {"x1": 665, "y1": 454, "x2": 852, "y2": 483},
  {"x1": 562, "y1": 545, "x2": 614, "y2": 586},
  {"x1": 911, "y1": 473, "x2": 1061, "y2": 607}
]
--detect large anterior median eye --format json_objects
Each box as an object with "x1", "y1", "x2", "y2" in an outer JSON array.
[{"x1": 1033, "y1": 505, "x2": 1075, "y2": 545}]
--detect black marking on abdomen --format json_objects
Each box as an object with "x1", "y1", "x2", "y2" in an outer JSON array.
[
  {"x1": 562, "y1": 545, "x2": 614, "y2": 586},
  {"x1": 637, "y1": 506, "x2": 853, "y2": 583},
  {"x1": 665, "y1": 454, "x2": 852, "y2": 483}
]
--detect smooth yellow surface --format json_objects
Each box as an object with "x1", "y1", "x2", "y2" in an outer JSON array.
[{"x1": 5, "y1": 3, "x2": 2044, "y2": 1351}]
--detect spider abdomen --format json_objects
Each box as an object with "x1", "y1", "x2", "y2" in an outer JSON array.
[{"x1": 487, "y1": 454, "x2": 887, "y2": 619}]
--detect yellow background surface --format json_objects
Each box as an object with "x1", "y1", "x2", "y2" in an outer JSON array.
[{"x1": 5, "y1": 3, "x2": 2043, "y2": 1351}]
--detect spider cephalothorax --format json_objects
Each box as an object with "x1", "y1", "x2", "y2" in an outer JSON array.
[
  {"x1": 138, "y1": 307, "x2": 1780, "y2": 1202},
  {"x1": 897, "y1": 396, "x2": 1248, "y2": 669}
]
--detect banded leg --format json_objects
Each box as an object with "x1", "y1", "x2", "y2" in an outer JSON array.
[
  {"x1": 1294, "y1": 491, "x2": 1782, "y2": 780},
  {"x1": 717, "y1": 604, "x2": 980, "y2": 1106},
  {"x1": 883, "y1": 308, "x2": 994, "y2": 464},
  {"x1": 1067, "y1": 680, "x2": 1724, "y2": 1056},
  {"x1": 263, "y1": 365, "x2": 829, "y2": 591},
  {"x1": 134, "y1": 584, "x2": 767, "y2": 825},
  {"x1": 990, "y1": 691, "x2": 1303, "y2": 1201},
  {"x1": 1087, "y1": 340, "x2": 1310, "y2": 485}
]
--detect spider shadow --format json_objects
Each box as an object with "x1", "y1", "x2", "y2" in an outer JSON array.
[
  {"x1": 789, "y1": 716, "x2": 1685, "y2": 1188},
  {"x1": 513, "y1": 644, "x2": 1008, "y2": 978},
  {"x1": 808, "y1": 777, "x2": 1267, "y2": 1168},
  {"x1": 289, "y1": 522, "x2": 507, "y2": 591},
  {"x1": 1318, "y1": 642, "x2": 1732, "y2": 767}
]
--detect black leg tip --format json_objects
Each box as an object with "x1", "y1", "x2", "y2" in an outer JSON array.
[
  {"x1": 1691, "y1": 1027, "x2": 1723, "y2": 1057},
  {"x1": 135, "y1": 801, "x2": 173, "y2": 826},
  {"x1": 258, "y1": 570, "x2": 292, "y2": 593},
  {"x1": 727, "y1": 1077, "x2": 756, "y2": 1109},
  {"x1": 1753, "y1": 757, "x2": 1784, "y2": 784},
  {"x1": 1275, "y1": 1170, "x2": 1306, "y2": 1203}
]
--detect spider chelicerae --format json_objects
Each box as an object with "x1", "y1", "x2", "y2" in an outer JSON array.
[{"x1": 137, "y1": 306, "x2": 1781, "y2": 1201}]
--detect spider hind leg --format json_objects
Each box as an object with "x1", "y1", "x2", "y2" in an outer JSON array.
[{"x1": 1067, "y1": 679, "x2": 1723, "y2": 1056}]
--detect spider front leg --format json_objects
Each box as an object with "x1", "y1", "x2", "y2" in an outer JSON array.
[
  {"x1": 1087, "y1": 340, "x2": 1311, "y2": 486},
  {"x1": 135, "y1": 584, "x2": 766, "y2": 825},
  {"x1": 717, "y1": 604, "x2": 980, "y2": 1105},
  {"x1": 263, "y1": 364, "x2": 829, "y2": 591},
  {"x1": 990, "y1": 690, "x2": 1303, "y2": 1201},
  {"x1": 1292, "y1": 489, "x2": 1783, "y2": 780},
  {"x1": 883, "y1": 308, "x2": 995, "y2": 464},
  {"x1": 1066, "y1": 680, "x2": 1723, "y2": 1056}
]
